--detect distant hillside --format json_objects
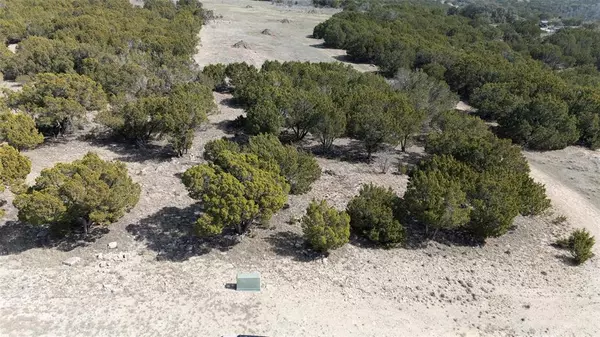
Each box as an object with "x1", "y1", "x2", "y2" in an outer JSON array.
[
  {"x1": 316, "y1": 0, "x2": 600, "y2": 21},
  {"x1": 449, "y1": 0, "x2": 600, "y2": 21}
]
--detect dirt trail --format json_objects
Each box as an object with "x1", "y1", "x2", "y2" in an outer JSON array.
[{"x1": 528, "y1": 161, "x2": 600, "y2": 253}]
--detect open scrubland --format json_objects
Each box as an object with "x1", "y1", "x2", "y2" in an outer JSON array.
[{"x1": 0, "y1": 0, "x2": 599, "y2": 336}]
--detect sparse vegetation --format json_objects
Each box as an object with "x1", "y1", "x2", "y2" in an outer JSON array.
[
  {"x1": 557, "y1": 229, "x2": 596, "y2": 265},
  {"x1": 219, "y1": 61, "x2": 420, "y2": 159},
  {"x1": 553, "y1": 215, "x2": 568, "y2": 224}
]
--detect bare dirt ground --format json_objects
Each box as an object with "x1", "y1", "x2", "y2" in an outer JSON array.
[
  {"x1": 193, "y1": 0, "x2": 376, "y2": 72},
  {"x1": 526, "y1": 148, "x2": 600, "y2": 243},
  {"x1": 1, "y1": 1, "x2": 599, "y2": 336}
]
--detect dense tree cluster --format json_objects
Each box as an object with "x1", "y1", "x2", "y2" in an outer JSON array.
[
  {"x1": 205, "y1": 61, "x2": 442, "y2": 158},
  {"x1": 97, "y1": 82, "x2": 216, "y2": 155},
  {"x1": 474, "y1": 0, "x2": 600, "y2": 21},
  {"x1": 14, "y1": 153, "x2": 140, "y2": 235},
  {"x1": 324, "y1": 112, "x2": 550, "y2": 244},
  {"x1": 0, "y1": 0, "x2": 210, "y2": 153},
  {"x1": 0, "y1": 0, "x2": 205, "y2": 97},
  {"x1": 313, "y1": 3, "x2": 600, "y2": 150},
  {"x1": 403, "y1": 112, "x2": 551, "y2": 240},
  {"x1": 184, "y1": 135, "x2": 323, "y2": 236},
  {"x1": 7, "y1": 73, "x2": 107, "y2": 135}
]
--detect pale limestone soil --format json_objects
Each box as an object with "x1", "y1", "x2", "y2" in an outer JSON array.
[{"x1": 1, "y1": 0, "x2": 599, "y2": 335}]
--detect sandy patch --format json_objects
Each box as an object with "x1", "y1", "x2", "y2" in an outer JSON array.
[{"x1": 194, "y1": 0, "x2": 376, "y2": 72}]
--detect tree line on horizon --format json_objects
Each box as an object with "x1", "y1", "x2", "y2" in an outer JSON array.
[{"x1": 313, "y1": 1, "x2": 600, "y2": 151}]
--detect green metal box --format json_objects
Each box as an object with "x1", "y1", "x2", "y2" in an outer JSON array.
[{"x1": 236, "y1": 272, "x2": 261, "y2": 292}]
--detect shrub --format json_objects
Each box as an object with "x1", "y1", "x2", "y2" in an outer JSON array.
[
  {"x1": 426, "y1": 111, "x2": 529, "y2": 174},
  {"x1": 182, "y1": 151, "x2": 289, "y2": 236},
  {"x1": 7, "y1": 73, "x2": 108, "y2": 136},
  {"x1": 246, "y1": 134, "x2": 321, "y2": 194},
  {"x1": 518, "y1": 176, "x2": 551, "y2": 216},
  {"x1": 162, "y1": 83, "x2": 216, "y2": 156},
  {"x1": 0, "y1": 112, "x2": 44, "y2": 150},
  {"x1": 97, "y1": 83, "x2": 215, "y2": 155},
  {"x1": 498, "y1": 94, "x2": 580, "y2": 151},
  {"x1": 301, "y1": 200, "x2": 350, "y2": 252},
  {"x1": 203, "y1": 138, "x2": 240, "y2": 162},
  {"x1": 225, "y1": 62, "x2": 258, "y2": 87},
  {"x1": 0, "y1": 144, "x2": 31, "y2": 187},
  {"x1": 560, "y1": 229, "x2": 595, "y2": 265},
  {"x1": 552, "y1": 215, "x2": 568, "y2": 224},
  {"x1": 348, "y1": 90, "x2": 416, "y2": 159},
  {"x1": 245, "y1": 99, "x2": 283, "y2": 135},
  {"x1": 404, "y1": 168, "x2": 471, "y2": 234},
  {"x1": 14, "y1": 152, "x2": 140, "y2": 235},
  {"x1": 0, "y1": 144, "x2": 31, "y2": 217},
  {"x1": 346, "y1": 184, "x2": 404, "y2": 246},
  {"x1": 467, "y1": 170, "x2": 521, "y2": 239},
  {"x1": 202, "y1": 63, "x2": 227, "y2": 91},
  {"x1": 310, "y1": 104, "x2": 346, "y2": 152},
  {"x1": 96, "y1": 95, "x2": 169, "y2": 144}
]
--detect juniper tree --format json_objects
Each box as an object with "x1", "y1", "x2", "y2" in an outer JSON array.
[
  {"x1": 302, "y1": 200, "x2": 350, "y2": 253},
  {"x1": 14, "y1": 152, "x2": 140, "y2": 235}
]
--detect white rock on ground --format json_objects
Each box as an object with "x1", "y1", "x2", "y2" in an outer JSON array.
[
  {"x1": 62, "y1": 257, "x2": 81, "y2": 266},
  {"x1": 108, "y1": 242, "x2": 118, "y2": 249}
]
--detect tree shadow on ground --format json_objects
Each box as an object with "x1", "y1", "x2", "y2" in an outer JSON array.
[
  {"x1": 553, "y1": 253, "x2": 578, "y2": 266},
  {"x1": 264, "y1": 231, "x2": 322, "y2": 262},
  {"x1": 550, "y1": 243, "x2": 579, "y2": 266},
  {"x1": 218, "y1": 96, "x2": 243, "y2": 109},
  {"x1": 214, "y1": 118, "x2": 247, "y2": 137},
  {"x1": 307, "y1": 140, "x2": 369, "y2": 163},
  {"x1": 81, "y1": 134, "x2": 173, "y2": 163},
  {"x1": 396, "y1": 220, "x2": 485, "y2": 250},
  {"x1": 332, "y1": 54, "x2": 355, "y2": 63},
  {"x1": 126, "y1": 204, "x2": 239, "y2": 262},
  {"x1": 0, "y1": 221, "x2": 109, "y2": 255},
  {"x1": 395, "y1": 150, "x2": 428, "y2": 167},
  {"x1": 39, "y1": 135, "x2": 73, "y2": 147}
]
